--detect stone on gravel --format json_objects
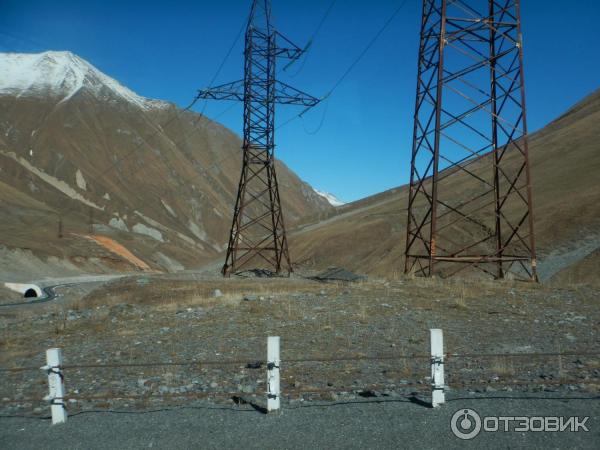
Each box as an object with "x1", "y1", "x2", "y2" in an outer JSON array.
[
  {"x1": 313, "y1": 267, "x2": 367, "y2": 282},
  {"x1": 237, "y1": 269, "x2": 276, "y2": 278},
  {"x1": 358, "y1": 390, "x2": 378, "y2": 398},
  {"x1": 212, "y1": 289, "x2": 223, "y2": 298},
  {"x1": 240, "y1": 385, "x2": 254, "y2": 394},
  {"x1": 246, "y1": 361, "x2": 262, "y2": 369}
]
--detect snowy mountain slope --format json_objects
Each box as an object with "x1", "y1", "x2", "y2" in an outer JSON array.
[
  {"x1": 0, "y1": 51, "x2": 333, "y2": 275},
  {"x1": 313, "y1": 189, "x2": 346, "y2": 207},
  {"x1": 0, "y1": 51, "x2": 167, "y2": 110}
]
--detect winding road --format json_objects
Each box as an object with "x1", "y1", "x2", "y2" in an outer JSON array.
[{"x1": 0, "y1": 274, "x2": 130, "y2": 308}]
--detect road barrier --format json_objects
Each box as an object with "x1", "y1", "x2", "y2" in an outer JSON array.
[
  {"x1": 430, "y1": 329, "x2": 445, "y2": 407},
  {"x1": 40, "y1": 348, "x2": 67, "y2": 424},
  {"x1": 267, "y1": 336, "x2": 281, "y2": 412},
  {"x1": 1, "y1": 329, "x2": 599, "y2": 425}
]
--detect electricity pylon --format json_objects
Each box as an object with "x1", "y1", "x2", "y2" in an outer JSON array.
[
  {"x1": 197, "y1": 0, "x2": 320, "y2": 276},
  {"x1": 404, "y1": 0, "x2": 537, "y2": 281}
]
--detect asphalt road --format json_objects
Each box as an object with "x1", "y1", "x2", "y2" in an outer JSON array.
[
  {"x1": 0, "y1": 274, "x2": 130, "y2": 308},
  {"x1": 1, "y1": 394, "x2": 599, "y2": 449}
]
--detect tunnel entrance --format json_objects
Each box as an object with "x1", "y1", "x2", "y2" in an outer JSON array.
[{"x1": 24, "y1": 288, "x2": 38, "y2": 298}]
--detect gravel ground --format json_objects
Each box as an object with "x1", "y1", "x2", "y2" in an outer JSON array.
[
  {"x1": 1, "y1": 276, "x2": 599, "y2": 417},
  {"x1": 1, "y1": 274, "x2": 599, "y2": 449},
  {"x1": 1, "y1": 393, "x2": 599, "y2": 449}
]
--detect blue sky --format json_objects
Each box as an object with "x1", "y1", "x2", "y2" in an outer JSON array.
[{"x1": 2, "y1": 0, "x2": 599, "y2": 202}]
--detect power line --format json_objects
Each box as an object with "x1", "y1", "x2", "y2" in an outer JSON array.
[
  {"x1": 204, "y1": 0, "x2": 337, "y2": 132},
  {"x1": 326, "y1": 0, "x2": 408, "y2": 96},
  {"x1": 6, "y1": 0, "x2": 405, "y2": 247},
  {"x1": 197, "y1": 10, "x2": 249, "y2": 116},
  {"x1": 277, "y1": 0, "x2": 409, "y2": 132},
  {"x1": 89, "y1": 12, "x2": 249, "y2": 230},
  {"x1": 15, "y1": 13, "x2": 249, "y2": 239},
  {"x1": 283, "y1": 0, "x2": 338, "y2": 77},
  {"x1": 301, "y1": 95, "x2": 330, "y2": 135},
  {"x1": 195, "y1": 1, "x2": 323, "y2": 276},
  {"x1": 5, "y1": 96, "x2": 202, "y2": 240}
]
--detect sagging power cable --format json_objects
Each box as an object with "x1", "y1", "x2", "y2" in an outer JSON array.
[
  {"x1": 283, "y1": 0, "x2": 338, "y2": 77},
  {"x1": 277, "y1": 0, "x2": 409, "y2": 133},
  {"x1": 22, "y1": 12, "x2": 249, "y2": 236}
]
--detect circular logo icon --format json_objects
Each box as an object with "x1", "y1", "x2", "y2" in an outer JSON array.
[{"x1": 451, "y1": 408, "x2": 482, "y2": 440}]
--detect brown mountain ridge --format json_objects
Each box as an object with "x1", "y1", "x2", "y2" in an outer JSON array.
[
  {"x1": 0, "y1": 51, "x2": 332, "y2": 279},
  {"x1": 289, "y1": 88, "x2": 600, "y2": 283}
]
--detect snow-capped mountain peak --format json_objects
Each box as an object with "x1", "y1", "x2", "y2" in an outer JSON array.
[
  {"x1": 313, "y1": 189, "x2": 346, "y2": 207},
  {"x1": 0, "y1": 51, "x2": 167, "y2": 110}
]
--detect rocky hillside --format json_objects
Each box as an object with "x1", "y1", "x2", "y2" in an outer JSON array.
[
  {"x1": 0, "y1": 51, "x2": 332, "y2": 278},
  {"x1": 290, "y1": 89, "x2": 600, "y2": 283}
]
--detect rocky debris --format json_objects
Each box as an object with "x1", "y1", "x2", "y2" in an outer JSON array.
[
  {"x1": 357, "y1": 390, "x2": 378, "y2": 398},
  {"x1": 1, "y1": 277, "x2": 599, "y2": 417},
  {"x1": 175, "y1": 307, "x2": 206, "y2": 319},
  {"x1": 243, "y1": 294, "x2": 265, "y2": 302},
  {"x1": 236, "y1": 269, "x2": 278, "y2": 278},
  {"x1": 313, "y1": 267, "x2": 367, "y2": 282}
]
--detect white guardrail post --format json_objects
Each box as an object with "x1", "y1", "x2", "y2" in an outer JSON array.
[
  {"x1": 41, "y1": 348, "x2": 67, "y2": 424},
  {"x1": 267, "y1": 336, "x2": 281, "y2": 412},
  {"x1": 430, "y1": 329, "x2": 445, "y2": 407}
]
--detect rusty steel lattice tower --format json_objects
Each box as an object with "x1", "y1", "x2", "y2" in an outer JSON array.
[
  {"x1": 404, "y1": 0, "x2": 537, "y2": 281},
  {"x1": 197, "y1": 0, "x2": 320, "y2": 276}
]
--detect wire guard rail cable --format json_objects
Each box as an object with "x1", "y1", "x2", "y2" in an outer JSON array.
[{"x1": 2, "y1": 331, "x2": 600, "y2": 424}]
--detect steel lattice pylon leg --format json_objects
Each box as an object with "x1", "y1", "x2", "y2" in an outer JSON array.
[
  {"x1": 222, "y1": 3, "x2": 289, "y2": 276},
  {"x1": 404, "y1": 0, "x2": 537, "y2": 281},
  {"x1": 196, "y1": 1, "x2": 320, "y2": 277}
]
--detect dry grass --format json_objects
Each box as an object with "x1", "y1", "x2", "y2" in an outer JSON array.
[
  {"x1": 74, "y1": 277, "x2": 340, "y2": 310},
  {"x1": 0, "y1": 334, "x2": 19, "y2": 353},
  {"x1": 0, "y1": 332, "x2": 39, "y2": 364},
  {"x1": 1, "y1": 276, "x2": 599, "y2": 400},
  {"x1": 155, "y1": 292, "x2": 242, "y2": 312},
  {"x1": 447, "y1": 281, "x2": 490, "y2": 309},
  {"x1": 490, "y1": 357, "x2": 515, "y2": 378},
  {"x1": 49, "y1": 308, "x2": 69, "y2": 335},
  {"x1": 587, "y1": 359, "x2": 600, "y2": 369},
  {"x1": 453, "y1": 293, "x2": 467, "y2": 309}
]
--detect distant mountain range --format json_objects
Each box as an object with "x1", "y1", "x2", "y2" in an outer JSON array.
[
  {"x1": 2, "y1": 51, "x2": 597, "y2": 284},
  {"x1": 0, "y1": 51, "x2": 332, "y2": 278}
]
